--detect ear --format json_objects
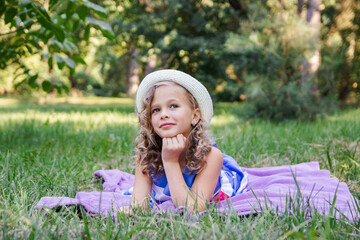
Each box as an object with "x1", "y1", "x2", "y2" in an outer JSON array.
[{"x1": 192, "y1": 108, "x2": 201, "y2": 125}]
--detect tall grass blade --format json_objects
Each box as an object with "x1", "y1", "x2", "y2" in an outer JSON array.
[{"x1": 80, "y1": 206, "x2": 92, "y2": 240}]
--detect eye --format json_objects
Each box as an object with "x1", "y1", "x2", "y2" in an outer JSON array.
[
  {"x1": 152, "y1": 108, "x2": 160, "y2": 113},
  {"x1": 170, "y1": 104, "x2": 178, "y2": 109}
]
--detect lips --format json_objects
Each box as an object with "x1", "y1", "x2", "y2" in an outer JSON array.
[{"x1": 159, "y1": 123, "x2": 175, "y2": 128}]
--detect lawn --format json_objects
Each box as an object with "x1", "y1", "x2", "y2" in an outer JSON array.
[{"x1": 0, "y1": 97, "x2": 359, "y2": 239}]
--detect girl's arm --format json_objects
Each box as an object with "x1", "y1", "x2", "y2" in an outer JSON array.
[
  {"x1": 130, "y1": 164, "x2": 153, "y2": 211},
  {"x1": 189, "y1": 146, "x2": 223, "y2": 208},
  {"x1": 162, "y1": 134, "x2": 223, "y2": 211}
]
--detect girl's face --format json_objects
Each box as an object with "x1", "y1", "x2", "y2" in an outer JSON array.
[{"x1": 150, "y1": 84, "x2": 200, "y2": 139}]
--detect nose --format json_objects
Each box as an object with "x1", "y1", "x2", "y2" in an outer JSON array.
[{"x1": 160, "y1": 109, "x2": 169, "y2": 119}]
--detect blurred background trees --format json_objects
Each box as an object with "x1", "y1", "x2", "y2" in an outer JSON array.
[
  {"x1": 0, "y1": 0, "x2": 114, "y2": 94},
  {"x1": 1, "y1": 0, "x2": 359, "y2": 120}
]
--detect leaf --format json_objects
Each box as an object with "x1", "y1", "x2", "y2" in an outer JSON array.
[
  {"x1": 50, "y1": 40, "x2": 64, "y2": 50},
  {"x1": 29, "y1": 2, "x2": 65, "y2": 42},
  {"x1": 72, "y1": 19, "x2": 80, "y2": 31},
  {"x1": 23, "y1": 18, "x2": 35, "y2": 28},
  {"x1": 14, "y1": 17, "x2": 21, "y2": 28},
  {"x1": 53, "y1": 84, "x2": 62, "y2": 94},
  {"x1": 48, "y1": 56, "x2": 53, "y2": 68},
  {"x1": 63, "y1": 57, "x2": 75, "y2": 69},
  {"x1": 77, "y1": 5, "x2": 88, "y2": 21},
  {"x1": 24, "y1": 45, "x2": 33, "y2": 54},
  {"x1": 100, "y1": 29, "x2": 115, "y2": 41},
  {"x1": 14, "y1": 78, "x2": 27, "y2": 89},
  {"x1": 42, "y1": 80, "x2": 52, "y2": 93},
  {"x1": 70, "y1": 67, "x2": 75, "y2": 75},
  {"x1": 58, "y1": 61, "x2": 65, "y2": 69},
  {"x1": 23, "y1": 67, "x2": 30, "y2": 74},
  {"x1": 52, "y1": 25, "x2": 65, "y2": 42},
  {"x1": 52, "y1": 81, "x2": 63, "y2": 94},
  {"x1": 85, "y1": 17, "x2": 112, "y2": 32},
  {"x1": 37, "y1": 16, "x2": 54, "y2": 30},
  {"x1": 83, "y1": 1, "x2": 107, "y2": 18},
  {"x1": 66, "y1": 0, "x2": 74, "y2": 20},
  {"x1": 5, "y1": 8, "x2": 17, "y2": 24},
  {"x1": 36, "y1": 4, "x2": 52, "y2": 21},
  {"x1": 54, "y1": 55, "x2": 65, "y2": 69},
  {"x1": 54, "y1": 55, "x2": 63, "y2": 63},
  {"x1": 0, "y1": 0, "x2": 6, "y2": 16},
  {"x1": 53, "y1": 81, "x2": 70, "y2": 94},
  {"x1": 18, "y1": 8, "x2": 30, "y2": 22},
  {"x1": 84, "y1": 24, "x2": 91, "y2": 40},
  {"x1": 28, "y1": 74, "x2": 39, "y2": 89},
  {"x1": 65, "y1": 20, "x2": 73, "y2": 31},
  {"x1": 64, "y1": 40, "x2": 78, "y2": 54},
  {"x1": 72, "y1": 56, "x2": 86, "y2": 65},
  {"x1": 63, "y1": 43, "x2": 73, "y2": 55},
  {"x1": 29, "y1": 39, "x2": 42, "y2": 50}
]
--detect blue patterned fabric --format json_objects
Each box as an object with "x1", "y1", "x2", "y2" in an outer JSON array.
[{"x1": 150, "y1": 152, "x2": 248, "y2": 204}]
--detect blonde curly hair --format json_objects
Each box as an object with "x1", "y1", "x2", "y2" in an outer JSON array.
[{"x1": 133, "y1": 81, "x2": 213, "y2": 176}]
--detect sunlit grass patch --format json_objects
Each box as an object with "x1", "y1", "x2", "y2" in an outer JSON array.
[
  {"x1": 0, "y1": 110, "x2": 138, "y2": 130},
  {"x1": 211, "y1": 114, "x2": 239, "y2": 127},
  {"x1": 0, "y1": 96, "x2": 135, "y2": 106},
  {"x1": 0, "y1": 98, "x2": 22, "y2": 106}
]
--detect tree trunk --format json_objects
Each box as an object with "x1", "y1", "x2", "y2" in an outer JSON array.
[
  {"x1": 69, "y1": 74, "x2": 76, "y2": 89},
  {"x1": 300, "y1": 0, "x2": 321, "y2": 96},
  {"x1": 336, "y1": 0, "x2": 356, "y2": 101},
  {"x1": 297, "y1": 0, "x2": 304, "y2": 16},
  {"x1": 145, "y1": 54, "x2": 157, "y2": 75},
  {"x1": 126, "y1": 48, "x2": 140, "y2": 98}
]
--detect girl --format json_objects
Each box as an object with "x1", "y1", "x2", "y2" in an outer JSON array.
[{"x1": 128, "y1": 69, "x2": 247, "y2": 212}]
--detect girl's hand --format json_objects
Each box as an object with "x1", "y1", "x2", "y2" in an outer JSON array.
[
  {"x1": 118, "y1": 206, "x2": 133, "y2": 216},
  {"x1": 162, "y1": 134, "x2": 186, "y2": 163}
]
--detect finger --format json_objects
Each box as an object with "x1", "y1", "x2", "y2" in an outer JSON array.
[
  {"x1": 176, "y1": 134, "x2": 184, "y2": 145},
  {"x1": 163, "y1": 138, "x2": 169, "y2": 148},
  {"x1": 180, "y1": 134, "x2": 187, "y2": 145},
  {"x1": 169, "y1": 136, "x2": 176, "y2": 146},
  {"x1": 168, "y1": 137, "x2": 175, "y2": 148}
]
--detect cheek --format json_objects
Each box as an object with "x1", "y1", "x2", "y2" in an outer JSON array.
[{"x1": 150, "y1": 115, "x2": 157, "y2": 127}]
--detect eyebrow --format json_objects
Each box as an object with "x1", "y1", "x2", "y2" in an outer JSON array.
[{"x1": 151, "y1": 98, "x2": 179, "y2": 108}]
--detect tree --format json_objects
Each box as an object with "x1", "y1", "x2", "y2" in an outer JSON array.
[
  {"x1": 317, "y1": 0, "x2": 360, "y2": 103},
  {"x1": 0, "y1": 0, "x2": 114, "y2": 93},
  {"x1": 299, "y1": 0, "x2": 321, "y2": 97},
  {"x1": 92, "y1": 0, "x2": 244, "y2": 99}
]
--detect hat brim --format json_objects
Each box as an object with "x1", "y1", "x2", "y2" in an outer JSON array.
[{"x1": 136, "y1": 69, "x2": 213, "y2": 126}]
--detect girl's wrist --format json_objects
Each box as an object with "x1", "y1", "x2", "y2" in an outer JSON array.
[
  {"x1": 163, "y1": 161, "x2": 182, "y2": 173},
  {"x1": 163, "y1": 160, "x2": 180, "y2": 167}
]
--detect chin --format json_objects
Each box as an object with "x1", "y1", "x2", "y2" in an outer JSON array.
[
  {"x1": 157, "y1": 131, "x2": 180, "y2": 139},
  {"x1": 160, "y1": 134, "x2": 177, "y2": 138}
]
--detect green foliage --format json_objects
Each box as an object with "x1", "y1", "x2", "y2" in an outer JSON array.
[
  {"x1": 224, "y1": 2, "x2": 325, "y2": 120},
  {"x1": 319, "y1": 0, "x2": 360, "y2": 103},
  {"x1": 0, "y1": 0, "x2": 114, "y2": 93},
  {"x1": 93, "y1": 0, "x2": 241, "y2": 100},
  {"x1": 0, "y1": 98, "x2": 359, "y2": 238},
  {"x1": 1, "y1": 0, "x2": 360, "y2": 121}
]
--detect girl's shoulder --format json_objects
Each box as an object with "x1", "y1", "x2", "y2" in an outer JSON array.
[{"x1": 206, "y1": 146, "x2": 223, "y2": 164}]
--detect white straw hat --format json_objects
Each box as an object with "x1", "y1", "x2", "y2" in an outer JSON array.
[{"x1": 136, "y1": 69, "x2": 213, "y2": 126}]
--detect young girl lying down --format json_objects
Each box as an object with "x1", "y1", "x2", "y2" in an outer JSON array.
[{"x1": 120, "y1": 69, "x2": 247, "y2": 214}]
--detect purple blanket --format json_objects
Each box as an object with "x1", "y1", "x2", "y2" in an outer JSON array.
[{"x1": 34, "y1": 162, "x2": 359, "y2": 221}]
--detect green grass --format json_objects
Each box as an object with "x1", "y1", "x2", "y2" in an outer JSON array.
[{"x1": 1, "y1": 96, "x2": 359, "y2": 239}]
